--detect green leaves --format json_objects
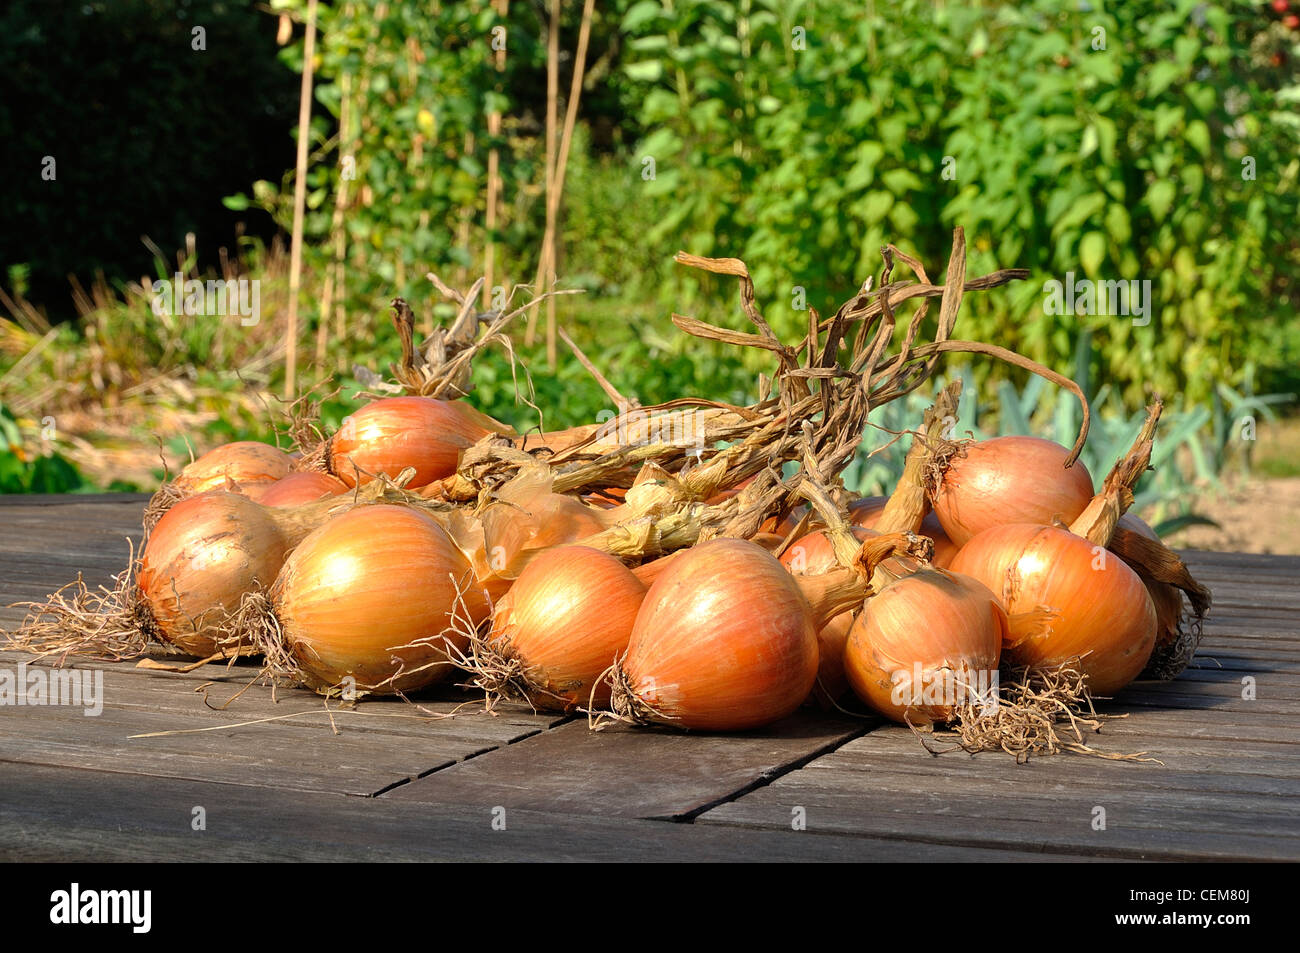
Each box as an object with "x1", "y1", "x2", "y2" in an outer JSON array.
[
  {"x1": 1079, "y1": 231, "x2": 1107, "y2": 276},
  {"x1": 1184, "y1": 119, "x2": 1210, "y2": 156},
  {"x1": 621, "y1": 1, "x2": 662, "y2": 32},
  {"x1": 1144, "y1": 60, "x2": 1183, "y2": 98},
  {"x1": 1146, "y1": 179, "x2": 1177, "y2": 223}
]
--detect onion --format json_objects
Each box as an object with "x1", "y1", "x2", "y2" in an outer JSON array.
[
  {"x1": 610, "y1": 538, "x2": 863, "y2": 731},
  {"x1": 137, "y1": 492, "x2": 304, "y2": 657},
  {"x1": 760, "y1": 506, "x2": 809, "y2": 537},
  {"x1": 479, "y1": 472, "x2": 614, "y2": 578},
  {"x1": 266, "y1": 504, "x2": 491, "y2": 695},
  {"x1": 16, "y1": 487, "x2": 393, "y2": 662},
  {"x1": 173, "y1": 441, "x2": 293, "y2": 494},
  {"x1": 257, "y1": 472, "x2": 348, "y2": 507},
  {"x1": 480, "y1": 546, "x2": 646, "y2": 711},
  {"x1": 748, "y1": 532, "x2": 787, "y2": 552},
  {"x1": 948, "y1": 523, "x2": 1155, "y2": 696},
  {"x1": 326, "y1": 396, "x2": 513, "y2": 489},
  {"x1": 781, "y1": 526, "x2": 876, "y2": 707},
  {"x1": 843, "y1": 567, "x2": 1006, "y2": 725},
  {"x1": 929, "y1": 436, "x2": 1094, "y2": 546}
]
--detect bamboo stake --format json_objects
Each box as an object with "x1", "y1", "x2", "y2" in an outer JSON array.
[
  {"x1": 316, "y1": 67, "x2": 353, "y2": 369},
  {"x1": 334, "y1": 2, "x2": 386, "y2": 369},
  {"x1": 484, "y1": 0, "x2": 508, "y2": 310},
  {"x1": 530, "y1": 0, "x2": 596, "y2": 367},
  {"x1": 284, "y1": 0, "x2": 319, "y2": 400},
  {"x1": 526, "y1": 0, "x2": 561, "y2": 350}
]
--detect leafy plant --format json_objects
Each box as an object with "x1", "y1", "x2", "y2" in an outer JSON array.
[{"x1": 616, "y1": 0, "x2": 1300, "y2": 406}]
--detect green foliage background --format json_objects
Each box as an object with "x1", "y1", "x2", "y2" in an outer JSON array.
[
  {"x1": 240, "y1": 0, "x2": 1300, "y2": 413},
  {"x1": 2, "y1": 0, "x2": 1298, "y2": 495}
]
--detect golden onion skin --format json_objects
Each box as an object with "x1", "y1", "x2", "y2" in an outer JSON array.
[
  {"x1": 138, "y1": 492, "x2": 292, "y2": 657},
  {"x1": 843, "y1": 569, "x2": 1006, "y2": 725},
  {"x1": 329, "y1": 396, "x2": 508, "y2": 489},
  {"x1": 173, "y1": 441, "x2": 293, "y2": 495},
  {"x1": 272, "y1": 504, "x2": 489, "y2": 694},
  {"x1": 949, "y1": 523, "x2": 1156, "y2": 696},
  {"x1": 257, "y1": 471, "x2": 347, "y2": 507},
  {"x1": 622, "y1": 539, "x2": 819, "y2": 731},
  {"x1": 930, "y1": 436, "x2": 1094, "y2": 546},
  {"x1": 489, "y1": 546, "x2": 646, "y2": 710}
]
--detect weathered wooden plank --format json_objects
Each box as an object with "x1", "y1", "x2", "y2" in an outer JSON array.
[
  {"x1": 788, "y1": 746, "x2": 1300, "y2": 798},
  {"x1": 0, "y1": 710, "x2": 457, "y2": 796},
  {"x1": 1170, "y1": 667, "x2": 1300, "y2": 686},
  {"x1": 0, "y1": 494, "x2": 150, "y2": 506},
  {"x1": 0, "y1": 650, "x2": 253, "y2": 678},
  {"x1": 745, "y1": 773, "x2": 1300, "y2": 832},
  {"x1": 1188, "y1": 655, "x2": 1300, "y2": 673},
  {"x1": 1195, "y1": 639, "x2": 1300, "y2": 657},
  {"x1": 1132, "y1": 674, "x2": 1300, "y2": 700},
  {"x1": 0, "y1": 763, "x2": 1091, "y2": 862},
  {"x1": 813, "y1": 726, "x2": 1300, "y2": 779},
  {"x1": 1089, "y1": 713, "x2": 1300, "y2": 746},
  {"x1": 0, "y1": 694, "x2": 555, "y2": 797},
  {"x1": 2, "y1": 662, "x2": 564, "y2": 746},
  {"x1": 384, "y1": 715, "x2": 869, "y2": 820},
  {"x1": 698, "y1": 789, "x2": 1298, "y2": 860},
  {"x1": 0, "y1": 539, "x2": 139, "y2": 557},
  {"x1": 1107, "y1": 690, "x2": 1299, "y2": 715},
  {"x1": 696, "y1": 731, "x2": 1300, "y2": 860},
  {"x1": 1181, "y1": 550, "x2": 1300, "y2": 570}
]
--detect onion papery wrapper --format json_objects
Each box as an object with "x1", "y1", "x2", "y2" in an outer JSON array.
[
  {"x1": 457, "y1": 546, "x2": 647, "y2": 712},
  {"x1": 597, "y1": 536, "x2": 899, "y2": 733},
  {"x1": 255, "y1": 504, "x2": 492, "y2": 697},
  {"x1": 843, "y1": 567, "x2": 1007, "y2": 726},
  {"x1": 309, "y1": 396, "x2": 513, "y2": 490},
  {"x1": 928, "y1": 435, "x2": 1095, "y2": 547},
  {"x1": 1108, "y1": 513, "x2": 1212, "y2": 681}
]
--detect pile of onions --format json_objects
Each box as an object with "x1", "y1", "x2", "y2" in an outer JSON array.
[
  {"x1": 929, "y1": 436, "x2": 1094, "y2": 546},
  {"x1": 324, "y1": 396, "x2": 514, "y2": 489},
  {"x1": 843, "y1": 560, "x2": 1007, "y2": 725},
  {"x1": 480, "y1": 546, "x2": 646, "y2": 711},
  {"x1": 946, "y1": 409, "x2": 1167, "y2": 696},
  {"x1": 265, "y1": 504, "x2": 491, "y2": 695},
  {"x1": 611, "y1": 538, "x2": 865, "y2": 731},
  {"x1": 173, "y1": 441, "x2": 294, "y2": 495}
]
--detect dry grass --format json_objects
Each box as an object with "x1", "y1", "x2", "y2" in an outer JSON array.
[{"x1": 1, "y1": 241, "x2": 306, "y2": 487}]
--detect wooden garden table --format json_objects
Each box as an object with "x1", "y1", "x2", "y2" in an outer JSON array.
[{"x1": 1, "y1": 494, "x2": 1296, "y2": 861}]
